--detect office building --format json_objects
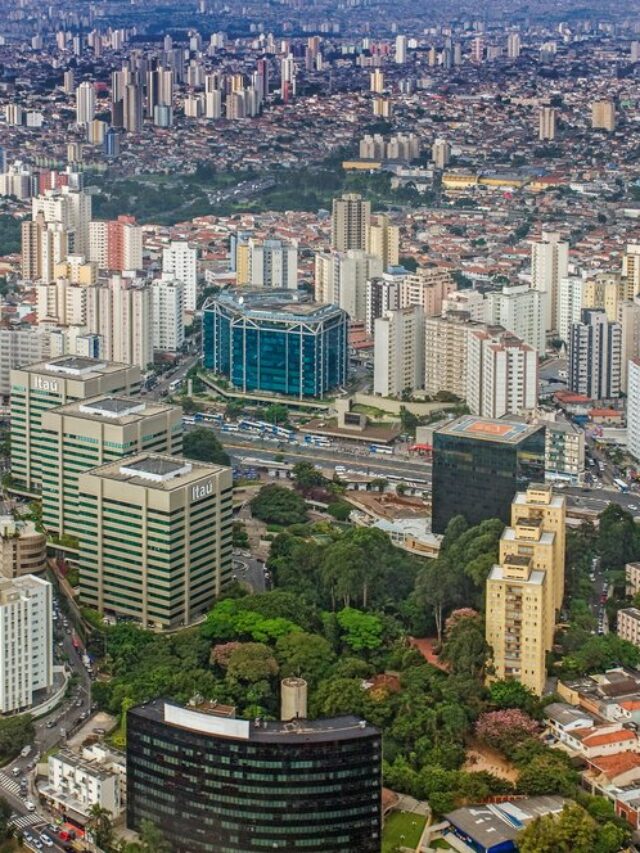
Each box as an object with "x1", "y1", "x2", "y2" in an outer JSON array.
[
  {"x1": 78, "y1": 453, "x2": 233, "y2": 629},
  {"x1": 373, "y1": 306, "x2": 424, "y2": 397},
  {"x1": 331, "y1": 193, "x2": 371, "y2": 252},
  {"x1": 0, "y1": 517, "x2": 47, "y2": 579},
  {"x1": 103, "y1": 128, "x2": 120, "y2": 159},
  {"x1": 75, "y1": 82, "x2": 96, "y2": 126},
  {"x1": 366, "y1": 215, "x2": 399, "y2": 269},
  {"x1": 89, "y1": 216, "x2": 143, "y2": 272},
  {"x1": 627, "y1": 358, "x2": 640, "y2": 463},
  {"x1": 203, "y1": 290, "x2": 348, "y2": 400},
  {"x1": 162, "y1": 241, "x2": 197, "y2": 313},
  {"x1": 484, "y1": 284, "x2": 545, "y2": 352},
  {"x1": 10, "y1": 356, "x2": 141, "y2": 492},
  {"x1": 152, "y1": 277, "x2": 185, "y2": 353},
  {"x1": 569, "y1": 309, "x2": 621, "y2": 400},
  {"x1": 539, "y1": 106, "x2": 557, "y2": 141},
  {"x1": 432, "y1": 415, "x2": 545, "y2": 534},
  {"x1": 315, "y1": 250, "x2": 382, "y2": 323},
  {"x1": 486, "y1": 484, "x2": 566, "y2": 696},
  {"x1": 124, "y1": 83, "x2": 143, "y2": 133},
  {"x1": 467, "y1": 329, "x2": 538, "y2": 419},
  {"x1": 0, "y1": 574, "x2": 52, "y2": 713},
  {"x1": 40, "y1": 395, "x2": 182, "y2": 539},
  {"x1": 531, "y1": 230, "x2": 569, "y2": 333},
  {"x1": 592, "y1": 99, "x2": 616, "y2": 131},
  {"x1": 247, "y1": 238, "x2": 298, "y2": 290},
  {"x1": 127, "y1": 698, "x2": 381, "y2": 853}
]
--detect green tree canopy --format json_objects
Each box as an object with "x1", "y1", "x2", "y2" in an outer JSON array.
[
  {"x1": 183, "y1": 427, "x2": 230, "y2": 465},
  {"x1": 251, "y1": 484, "x2": 308, "y2": 525}
]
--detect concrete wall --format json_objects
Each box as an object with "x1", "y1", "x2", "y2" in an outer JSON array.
[{"x1": 350, "y1": 392, "x2": 458, "y2": 417}]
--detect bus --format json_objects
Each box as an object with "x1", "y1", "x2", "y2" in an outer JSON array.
[
  {"x1": 169, "y1": 379, "x2": 182, "y2": 392},
  {"x1": 182, "y1": 415, "x2": 196, "y2": 426},
  {"x1": 369, "y1": 444, "x2": 393, "y2": 455},
  {"x1": 614, "y1": 478, "x2": 629, "y2": 493}
]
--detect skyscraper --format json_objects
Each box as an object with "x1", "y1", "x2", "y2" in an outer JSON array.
[
  {"x1": 124, "y1": 83, "x2": 143, "y2": 133},
  {"x1": 366, "y1": 214, "x2": 399, "y2": 269},
  {"x1": 466, "y1": 329, "x2": 538, "y2": 419},
  {"x1": 395, "y1": 34, "x2": 407, "y2": 64},
  {"x1": 331, "y1": 193, "x2": 371, "y2": 252},
  {"x1": 152, "y1": 277, "x2": 185, "y2": 352},
  {"x1": 75, "y1": 82, "x2": 96, "y2": 126},
  {"x1": 627, "y1": 358, "x2": 640, "y2": 462},
  {"x1": 162, "y1": 241, "x2": 198, "y2": 312},
  {"x1": 373, "y1": 305, "x2": 424, "y2": 397},
  {"x1": 531, "y1": 230, "x2": 568, "y2": 333},
  {"x1": 538, "y1": 106, "x2": 557, "y2": 141},
  {"x1": 569, "y1": 309, "x2": 621, "y2": 400}
]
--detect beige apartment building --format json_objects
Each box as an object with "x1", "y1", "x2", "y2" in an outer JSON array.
[
  {"x1": 366, "y1": 214, "x2": 399, "y2": 269},
  {"x1": 78, "y1": 454, "x2": 233, "y2": 630},
  {"x1": 399, "y1": 267, "x2": 456, "y2": 317},
  {"x1": 486, "y1": 484, "x2": 566, "y2": 695},
  {"x1": 331, "y1": 193, "x2": 371, "y2": 252},
  {"x1": 0, "y1": 517, "x2": 47, "y2": 579},
  {"x1": 424, "y1": 314, "x2": 485, "y2": 400},
  {"x1": 626, "y1": 562, "x2": 640, "y2": 598},
  {"x1": 616, "y1": 608, "x2": 640, "y2": 648}
]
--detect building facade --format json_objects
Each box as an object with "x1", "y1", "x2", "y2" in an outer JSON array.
[
  {"x1": 467, "y1": 329, "x2": 538, "y2": 419},
  {"x1": 0, "y1": 517, "x2": 47, "y2": 579},
  {"x1": 0, "y1": 574, "x2": 52, "y2": 713},
  {"x1": 331, "y1": 193, "x2": 371, "y2": 252},
  {"x1": 10, "y1": 356, "x2": 141, "y2": 493},
  {"x1": 152, "y1": 277, "x2": 185, "y2": 353},
  {"x1": 569, "y1": 309, "x2": 622, "y2": 400},
  {"x1": 203, "y1": 290, "x2": 348, "y2": 399},
  {"x1": 531, "y1": 230, "x2": 568, "y2": 333},
  {"x1": 247, "y1": 238, "x2": 298, "y2": 290},
  {"x1": 432, "y1": 415, "x2": 546, "y2": 534},
  {"x1": 77, "y1": 453, "x2": 233, "y2": 629},
  {"x1": 484, "y1": 284, "x2": 545, "y2": 352},
  {"x1": 162, "y1": 241, "x2": 198, "y2": 313},
  {"x1": 41, "y1": 396, "x2": 182, "y2": 538},
  {"x1": 373, "y1": 306, "x2": 424, "y2": 397},
  {"x1": 127, "y1": 699, "x2": 382, "y2": 853}
]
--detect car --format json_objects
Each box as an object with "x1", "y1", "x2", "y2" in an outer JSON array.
[
  {"x1": 45, "y1": 720, "x2": 55, "y2": 728},
  {"x1": 24, "y1": 800, "x2": 35, "y2": 811},
  {"x1": 40, "y1": 835, "x2": 54, "y2": 848},
  {"x1": 630, "y1": 504, "x2": 638, "y2": 511}
]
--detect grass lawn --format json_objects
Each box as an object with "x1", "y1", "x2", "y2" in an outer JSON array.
[
  {"x1": 431, "y1": 840, "x2": 454, "y2": 850},
  {"x1": 382, "y1": 811, "x2": 427, "y2": 852}
]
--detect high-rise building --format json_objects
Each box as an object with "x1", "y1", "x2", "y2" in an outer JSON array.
[
  {"x1": 424, "y1": 314, "x2": 483, "y2": 400},
  {"x1": 247, "y1": 238, "x2": 298, "y2": 290},
  {"x1": 78, "y1": 453, "x2": 233, "y2": 628},
  {"x1": 484, "y1": 284, "x2": 545, "y2": 352},
  {"x1": 315, "y1": 250, "x2": 382, "y2": 323},
  {"x1": 582, "y1": 272, "x2": 632, "y2": 323},
  {"x1": 124, "y1": 83, "x2": 143, "y2": 133},
  {"x1": 162, "y1": 241, "x2": 197, "y2": 313},
  {"x1": 373, "y1": 306, "x2": 424, "y2": 397},
  {"x1": 623, "y1": 244, "x2": 640, "y2": 295},
  {"x1": 557, "y1": 276, "x2": 586, "y2": 344},
  {"x1": 107, "y1": 275, "x2": 154, "y2": 370},
  {"x1": 627, "y1": 358, "x2": 640, "y2": 463},
  {"x1": 592, "y1": 98, "x2": 616, "y2": 132},
  {"x1": 432, "y1": 415, "x2": 546, "y2": 534},
  {"x1": 21, "y1": 216, "x2": 69, "y2": 283},
  {"x1": 127, "y1": 699, "x2": 382, "y2": 853},
  {"x1": 486, "y1": 484, "x2": 566, "y2": 696},
  {"x1": 75, "y1": 82, "x2": 96, "y2": 126},
  {"x1": 395, "y1": 34, "x2": 408, "y2": 64},
  {"x1": 370, "y1": 69, "x2": 384, "y2": 94},
  {"x1": 467, "y1": 329, "x2": 538, "y2": 419},
  {"x1": 366, "y1": 214, "x2": 399, "y2": 270},
  {"x1": 538, "y1": 106, "x2": 557, "y2": 141},
  {"x1": 331, "y1": 193, "x2": 371, "y2": 252},
  {"x1": 569, "y1": 309, "x2": 621, "y2": 400},
  {"x1": 365, "y1": 272, "x2": 403, "y2": 335},
  {"x1": 618, "y1": 298, "x2": 640, "y2": 392},
  {"x1": 432, "y1": 138, "x2": 451, "y2": 169},
  {"x1": 89, "y1": 215, "x2": 143, "y2": 272},
  {"x1": 0, "y1": 328, "x2": 50, "y2": 396},
  {"x1": 531, "y1": 230, "x2": 568, "y2": 333},
  {"x1": 507, "y1": 32, "x2": 521, "y2": 59},
  {"x1": 10, "y1": 356, "x2": 141, "y2": 493},
  {"x1": 203, "y1": 290, "x2": 348, "y2": 399},
  {"x1": 32, "y1": 187, "x2": 92, "y2": 257},
  {"x1": 103, "y1": 127, "x2": 120, "y2": 159},
  {"x1": 41, "y1": 396, "x2": 182, "y2": 539},
  {"x1": 0, "y1": 575, "x2": 52, "y2": 713},
  {"x1": 399, "y1": 267, "x2": 456, "y2": 317},
  {"x1": 152, "y1": 277, "x2": 185, "y2": 353}
]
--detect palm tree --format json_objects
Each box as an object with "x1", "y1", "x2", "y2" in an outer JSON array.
[{"x1": 86, "y1": 803, "x2": 114, "y2": 851}]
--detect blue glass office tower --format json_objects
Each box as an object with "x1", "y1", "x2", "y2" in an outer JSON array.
[{"x1": 202, "y1": 290, "x2": 349, "y2": 399}]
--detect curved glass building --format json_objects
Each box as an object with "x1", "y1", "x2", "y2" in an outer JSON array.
[
  {"x1": 202, "y1": 290, "x2": 349, "y2": 399},
  {"x1": 126, "y1": 699, "x2": 382, "y2": 853}
]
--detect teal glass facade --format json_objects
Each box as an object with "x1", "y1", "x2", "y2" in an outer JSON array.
[{"x1": 202, "y1": 291, "x2": 348, "y2": 399}]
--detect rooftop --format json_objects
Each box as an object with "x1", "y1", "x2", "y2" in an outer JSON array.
[
  {"x1": 205, "y1": 289, "x2": 345, "y2": 321},
  {"x1": 446, "y1": 796, "x2": 566, "y2": 850},
  {"x1": 82, "y1": 453, "x2": 227, "y2": 490},
  {"x1": 436, "y1": 414, "x2": 543, "y2": 445},
  {"x1": 130, "y1": 699, "x2": 379, "y2": 744},
  {"x1": 19, "y1": 356, "x2": 135, "y2": 380},
  {"x1": 47, "y1": 395, "x2": 177, "y2": 425}
]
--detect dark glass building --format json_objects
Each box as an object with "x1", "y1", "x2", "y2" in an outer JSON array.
[
  {"x1": 432, "y1": 415, "x2": 546, "y2": 534},
  {"x1": 202, "y1": 290, "x2": 349, "y2": 400},
  {"x1": 126, "y1": 699, "x2": 382, "y2": 853}
]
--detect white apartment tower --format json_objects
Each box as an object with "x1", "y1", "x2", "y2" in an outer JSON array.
[
  {"x1": 75, "y1": 82, "x2": 96, "y2": 125},
  {"x1": 569, "y1": 309, "x2": 621, "y2": 400},
  {"x1": 315, "y1": 250, "x2": 382, "y2": 323},
  {"x1": 152, "y1": 277, "x2": 185, "y2": 353},
  {"x1": 248, "y1": 239, "x2": 298, "y2": 290},
  {"x1": 374, "y1": 306, "x2": 424, "y2": 397},
  {"x1": 0, "y1": 575, "x2": 53, "y2": 713},
  {"x1": 531, "y1": 230, "x2": 569, "y2": 333},
  {"x1": 162, "y1": 241, "x2": 198, "y2": 313},
  {"x1": 628, "y1": 358, "x2": 640, "y2": 463},
  {"x1": 484, "y1": 284, "x2": 544, "y2": 352},
  {"x1": 467, "y1": 329, "x2": 538, "y2": 418}
]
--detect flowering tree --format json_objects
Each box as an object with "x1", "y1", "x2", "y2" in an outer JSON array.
[
  {"x1": 211, "y1": 641, "x2": 243, "y2": 669},
  {"x1": 475, "y1": 708, "x2": 539, "y2": 754},
  {"x1": 444, "y1": 608, "x2": 480, "y2": 637}
]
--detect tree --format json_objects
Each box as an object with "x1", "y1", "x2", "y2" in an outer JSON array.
[
  {"x1": 264, "y1": 403, "x2": 290, "y2": 425},
  {"x1": 226, "y1": 643, "x2": 279, "y2": 683},
  {"x1": 440, "y1": 613, "x2": 488, "y2": 679},
  {"x1": 292, "y1": 461, "x2": 327, "y2": 493},
  {"x1": 517, "y1": 753, "x2": 578, "y2": 796},
  {"x1": 518, "y1": 803, "x2": 598, "y2": 853},
  {"x1": 276, "y1": 632, "x2": 335, "y2": 687},
  {"x1": 138, "y1": 819, "x2": 171, "y2": 853},
  {"x1": 250, "y1": 484, "x2": 308, "y2": 525},
  {"x1": 475, "y1": 709, "x2": 539, "y2": 754},
  {"x1": 400, "y1": 406, "x2": 419, "y2": 436},
  {"x1": 87, "y1": 804, "x2": 114, "y2": 850},
  {"x1": 0, "y1": 796, "x2": 11, "y2": 841},
  {"x1": 183, "y1": 427, "x2": 230, "y2": 465},
  {"x1": 489, "y1": 680, "x2": 539, "y2": 715},
  {"x1": 336, "y1": 608, "x2": 383, "y2": 651}
]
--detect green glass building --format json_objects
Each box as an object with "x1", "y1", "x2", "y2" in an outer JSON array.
[
  {"x1": 127, "y1": 698, "x2": 382, "y2": 853},
  {"x1": 432, "y1": 415, "x2": 546, "y2": 534}
]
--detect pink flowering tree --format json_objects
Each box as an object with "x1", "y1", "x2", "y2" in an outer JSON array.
[
  {"x1": 211, "y1": 641, "x2": 243, "y2": 669},
  {"x1": 475, "y1": 708, "x2": 540, "y2": 754},
  {"x1": 444, "y1": 608, "x2": 480, "y2": 638}
]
